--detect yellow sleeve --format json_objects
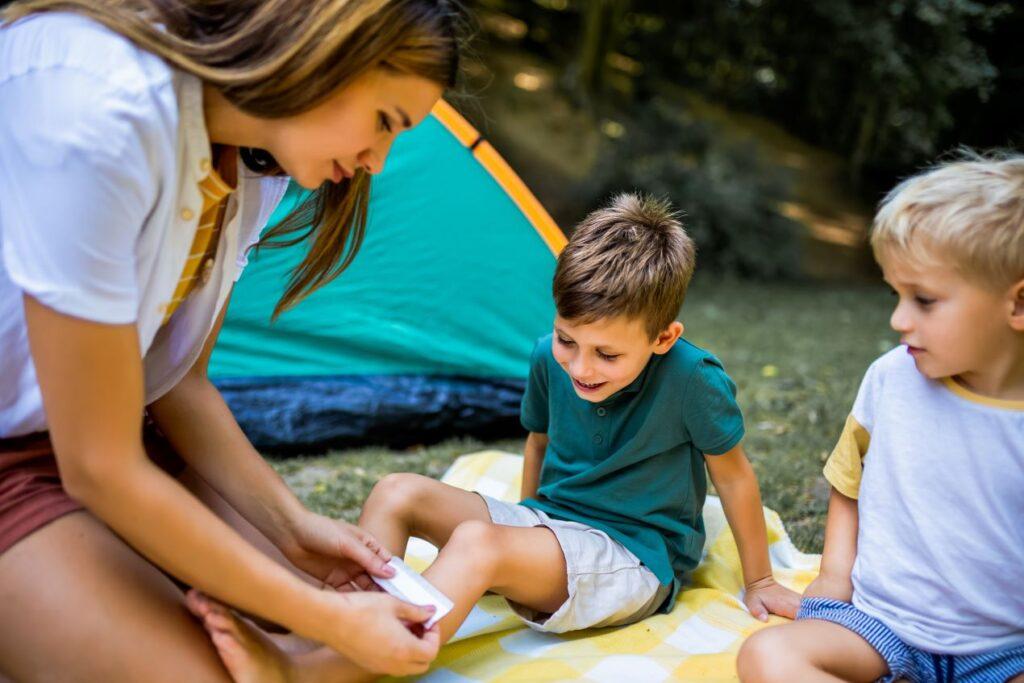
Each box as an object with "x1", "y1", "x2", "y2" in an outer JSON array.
[{"x1": 822, "y1": 414, "x2": 870, "y2": 499}]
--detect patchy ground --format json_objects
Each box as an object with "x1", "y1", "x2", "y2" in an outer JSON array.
[{"x1": 271, "y1": 279, "x2": 895, "y2": 554}]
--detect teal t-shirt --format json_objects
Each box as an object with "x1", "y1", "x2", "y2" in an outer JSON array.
[{"x1": 520, "y1": 333, "x2": 745, "y2": 608}]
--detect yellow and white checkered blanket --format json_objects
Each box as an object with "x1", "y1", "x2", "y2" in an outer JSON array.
[{"x1": 395, "y1": 451, "x2": 820, "y2": 682}]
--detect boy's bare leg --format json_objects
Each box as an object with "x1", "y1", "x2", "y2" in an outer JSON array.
[
  {"x1": 191, "y1": 475, "x2": 570, "y2": 682},
  {"x1": 736, "y1": 619, "x2": 889, "y2": 683},
  {"x1": 420, "y1": 520, "x2": 568, "y2": 642},
  {"x1": 356, "y1": 473, "x2": 495, "y2": 555},
  {"x1": 356, "y1": 473, "x2": 569, "y2": 641}
]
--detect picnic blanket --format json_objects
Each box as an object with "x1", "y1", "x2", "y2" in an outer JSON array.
[{"x1": 394, "y1": 451, "x2": 821, "y2": 682}]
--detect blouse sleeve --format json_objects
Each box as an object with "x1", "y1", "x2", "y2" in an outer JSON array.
[{"x1": 0, "y1": 66, "x2": 158, "y2": 323}]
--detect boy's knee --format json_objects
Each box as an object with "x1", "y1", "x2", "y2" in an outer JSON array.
[
  {"x1": 445, "y1": 519, "x2": 503, "y2": 574},
  {"x1": 736, "y1": 627, "x2": 791, "y2": 683},
  {"x1": 368, "y1": 473, "x2": 433, "y2": 515}
]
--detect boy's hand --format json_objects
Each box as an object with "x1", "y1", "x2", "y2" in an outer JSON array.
[
  {"x1": 803, "y1": 571, "x2": 853, "y2": 603},
  {"x1": 743, "y1": 576, "x2": 800, "y2": 621}
]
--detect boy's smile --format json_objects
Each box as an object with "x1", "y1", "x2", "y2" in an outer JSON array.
[{"x1": 552, "y1": 315, "x2": 683, "y2": 403}]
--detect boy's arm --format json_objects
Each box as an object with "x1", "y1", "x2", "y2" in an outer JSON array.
[
  {"x1": 803, "y1": 486, "x2": 858, "y2": 602},
  {"x1": 524, "y1": 436, "x2": 548, "y2": 499},
  {"x1": 704, "y1": 442, "x2": 800, "y2": 620},
  {"x1": 521, "y1": 432, "x2": 548, "y2": 500}
]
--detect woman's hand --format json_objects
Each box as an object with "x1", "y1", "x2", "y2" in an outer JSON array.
[
  {"x1": 282, "y1": 512, "x2": 395, "y2": 589},
  {"x1": 318, "y1": 590, "x2": 441, "y2": 676},
  {"x1": 803, "y1": 571, "x2": 854, "y2": 603},
  {"x1": 744, "y1": 575, "x2": 801, "y2": 621}
]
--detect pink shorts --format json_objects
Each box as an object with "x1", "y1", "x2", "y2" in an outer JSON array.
[{"x1": 0, "y1": 424, "x2": 185, "y2": 555}]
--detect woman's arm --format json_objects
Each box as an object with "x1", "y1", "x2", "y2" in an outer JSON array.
[
  {"x1": 24, "y1": 295, "x2": 438, "y2": 675},
  {"x1": 520, "y1": 431, "x2": 548, "y2": 500},
  {"x1": 803, "y1": 487, "x2": 858, "y2": 602},
  {"x1": 148, "y1": 299, "x2": 306, "y2": 550},
  {"x1": 705, "y1": 443, "x2": 800, "y2": 620},
  {"x1": 147, "y1": 294, "x2": 388, "y2": 582}
]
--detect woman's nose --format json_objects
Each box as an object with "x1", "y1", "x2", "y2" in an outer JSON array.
[{"x1": 357, "y1": 135, "x2": 396, "y2": 175}]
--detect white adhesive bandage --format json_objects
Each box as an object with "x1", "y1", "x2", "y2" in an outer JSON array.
[{"x1": 372, "y1": 557, "x2": 454, "y2": 629}]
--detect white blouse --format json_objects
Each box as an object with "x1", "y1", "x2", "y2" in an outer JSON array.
[{"x1": 0, "y1": 12, "x2": 289, "y2": 437}]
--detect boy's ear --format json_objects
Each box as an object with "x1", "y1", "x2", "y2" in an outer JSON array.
[
  {"x1": 1009, "y1": 278, "x2": 1024, "y2": 331},
  {"x1": 652, "y1": 321, "x2": 684, "y2": 354}
]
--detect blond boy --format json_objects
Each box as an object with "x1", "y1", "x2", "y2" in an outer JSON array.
[
  {"x1": 187, "y1": 193, "x2": 799, "y2": 682},
  {"x1": 738, "y1": 155, "x2": 1024, "y2": 683}
]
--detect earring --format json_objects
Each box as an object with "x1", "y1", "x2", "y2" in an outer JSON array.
[{"x1": 240, "y1": 147, "x2": 279, "y2": 173}]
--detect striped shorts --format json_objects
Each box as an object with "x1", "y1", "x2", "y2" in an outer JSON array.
[{"x1": 798, "y1": 598, "x2": 1024, "y2": 683}]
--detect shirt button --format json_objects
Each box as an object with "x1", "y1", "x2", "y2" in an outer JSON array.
[
  {"x1": 180, "y1": 208, "x2": 195, "y2": 221},
  {"x1": 593, "y1": 434, "x2": 603, "y2": 445},
  {"x1": 199, "y1": 258, "x2": 214, "y2": 284},
  {"x1": 199, "y1": 158, "x2": 212, "y2": 173},
  {"x1": 596, "y1": 407, "x2": 607, "y2": 417}
]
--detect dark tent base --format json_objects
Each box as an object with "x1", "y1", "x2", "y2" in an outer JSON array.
[{"x1": 214, "y1": 375, "x2": 527, "y2": 454}]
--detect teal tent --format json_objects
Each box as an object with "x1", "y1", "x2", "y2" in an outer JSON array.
[{"x1": 210, "y1": 102, "x2": 566, "y2": 451}]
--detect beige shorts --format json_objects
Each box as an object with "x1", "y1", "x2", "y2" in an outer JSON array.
[{"x1": 481, "y1": 495, "x2": 671, "y2": 633}]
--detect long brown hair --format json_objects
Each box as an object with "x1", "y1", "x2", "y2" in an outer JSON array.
[{"x1": 2, "y1": 0, "x2": 462, "y2": 317}]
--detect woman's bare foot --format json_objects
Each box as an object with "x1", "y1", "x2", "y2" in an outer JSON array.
[{"x1": 185, "y1": 590, "x2": 292, "y2": 683}]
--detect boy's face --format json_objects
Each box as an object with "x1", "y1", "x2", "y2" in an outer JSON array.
[
  {"x1": 882, "y1": 254, "x2": 1022, "y2": 386},
  {"x1": 552, "y1": 315, "x2": 683, "y2": 403}
]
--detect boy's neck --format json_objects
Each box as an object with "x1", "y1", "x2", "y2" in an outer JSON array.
[{"x1": 955, "y1": 341, "x2": 1024, "y2": 401}]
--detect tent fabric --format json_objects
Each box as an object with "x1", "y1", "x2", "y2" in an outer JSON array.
[
  {"x1": 214, "y1": 375, "x2": 525, "y2": 453},
  {"x1": 397, "y1": 451, "x2": 819, "y2": 682},
  {"x1": 210, "y1": 102, "x2": 565, "y2": 450}
]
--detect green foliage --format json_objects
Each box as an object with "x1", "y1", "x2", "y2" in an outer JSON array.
[
  {"x1": 625, "y1": 0, "x2": 1010, "y2": 178},
  {"x1": 480, "y1": 0, "x2": 1016, "y2": 184},
  {"x1": 602, "y1": 98, "x2": 803, "y2": 278}
]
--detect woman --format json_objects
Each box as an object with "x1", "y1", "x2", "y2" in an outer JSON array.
[{"x1": 0, "y1": 1, "x2": 461, "y2": 680}]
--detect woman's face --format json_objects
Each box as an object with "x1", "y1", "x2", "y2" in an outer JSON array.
[{"x1": 265, "y1": 68, "x2": 443, "y2": 189}]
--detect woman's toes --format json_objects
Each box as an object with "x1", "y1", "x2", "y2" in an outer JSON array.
[{"x1": 185, "y1": 589, "x2": 212, "y2": 619}]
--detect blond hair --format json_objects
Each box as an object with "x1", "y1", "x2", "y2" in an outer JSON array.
[
  {"x1": 2, "y1": 0, "x2": 463, "y2": 318},
  {"x1": 553, "y1": 193, "x2": 696, "y2": 340},
  {"x1": 872, "y1": 151, "x2": 1024, "y2": 290}
]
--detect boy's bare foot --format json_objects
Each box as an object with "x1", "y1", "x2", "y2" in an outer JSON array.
[{"x1": 185, "y1": 590, "x2": 292, "y2": 683}]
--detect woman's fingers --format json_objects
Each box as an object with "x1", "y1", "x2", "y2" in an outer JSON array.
[
  {"x1": 395, "y1": 599, "x2": 437, "y2": 625},
  {"x1": 393, "y1": 617, "x2": 441, "y2": 666},
  {"x1": 350, "y1": 571, "x2": 378, "y2": 592},
  {"x1": 339, "y1": 593, "x2": 440, "y2": 675},
  {"x1": 336, "y1": 527, "x2": 393, "y2": 577},
  {"x1": 411, "y1": 624, "x2": 442, "y2": 664},
  {"x1": 351, "y1": 524, "x2": 391, "y2": 562}
]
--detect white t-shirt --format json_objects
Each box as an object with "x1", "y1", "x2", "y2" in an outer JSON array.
[
  {"x1": 0, "y1": 13, "x2": 289, "y2": 437},
  {"x1": 824, "y1": 347, "x2": 1024, "y2": 654}
]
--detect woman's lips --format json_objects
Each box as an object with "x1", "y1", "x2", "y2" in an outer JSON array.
[{"x1": 573, "y1": 378, "x2": 607, "y2": 393}]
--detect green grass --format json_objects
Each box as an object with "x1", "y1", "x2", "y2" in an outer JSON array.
[{"x1": 270, "y1": 278, "x2": 896, "y2": 554}]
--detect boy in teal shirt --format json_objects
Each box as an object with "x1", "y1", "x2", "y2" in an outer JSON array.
[{"x1": 185, "y1": 194, "x2": 798, "y2": 683}]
